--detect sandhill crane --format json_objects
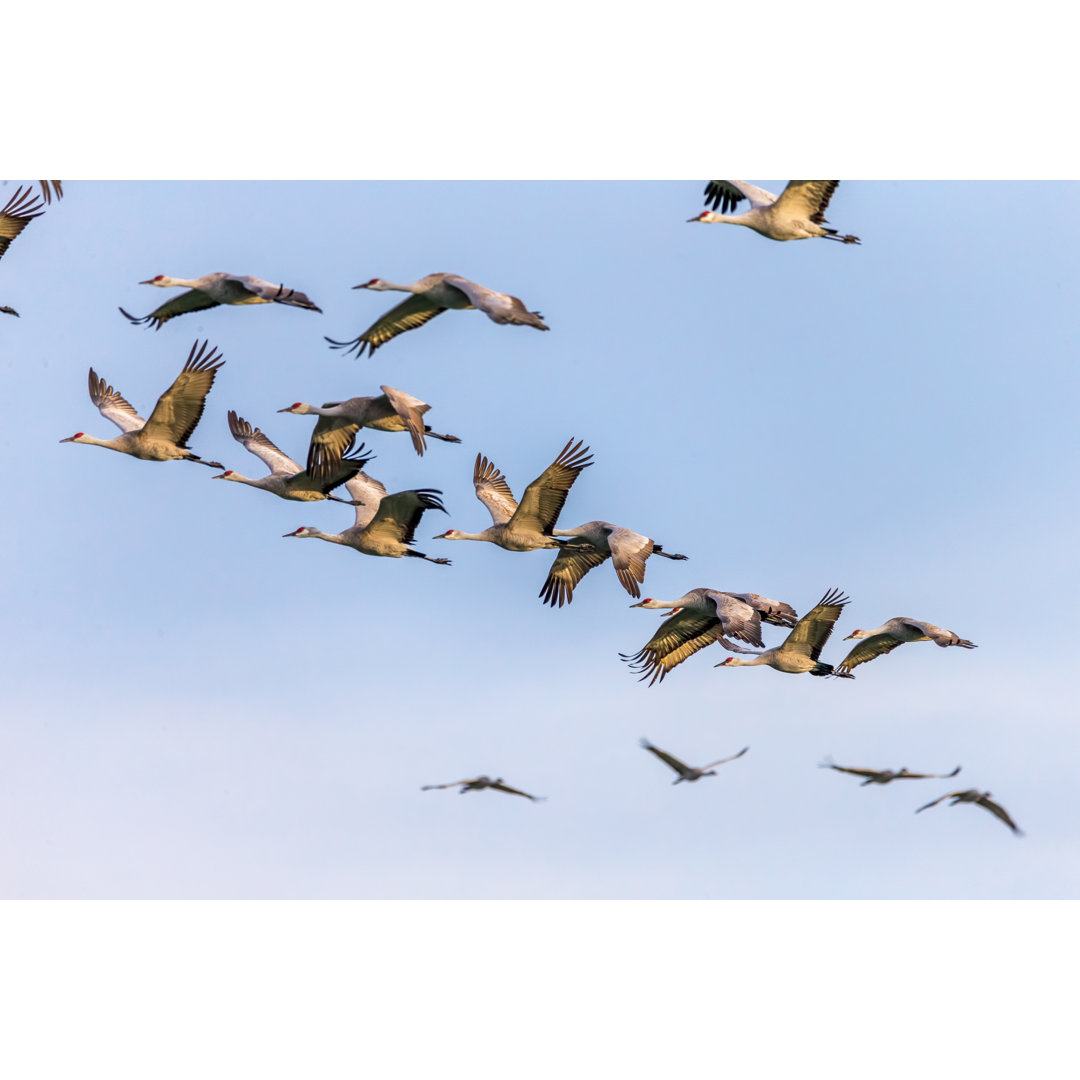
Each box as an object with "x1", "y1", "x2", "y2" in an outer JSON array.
[
  {"x1": 433, "y1": 440, "x2": 592, "y2": 552},
  {"x1": 835, "y1": 619, "x2": 977, "y2": 677},
  {"x1": 714, "y1": 588, "x2": 855, "y2": 677},
  {"x1": 688, "y1": 181, "x2": 860, "y2": 244},
  {"x1": 326, "y1": 273, "x2": 549, "y2": 357},
  {"x1": 916, "y1": 789, "x2": 1023, "y2": 836},
  {"x1": 278, "y1": 385, "x2": 460, "y2": 462},
  {"x1": 819, "y1": 759, "x2": 962, "y2": 786},
  {"x1": 421, "y1": 776, "x2": 545, "y2": 801},
  {"x1": 621, "y1": 589, "x2": 797, "y2": 686},
  {"x1": 1, "y1": 186, "x2": 47, "y2": 317},
  {"x1": 639, "y1": 739, "x2": 748, "y2": 784},
  {"x1": 119, "y1": 272, "x2": 322, "y2": 330},
  {"x1": 60, "y1": 340, "x2": 224, "y2": 467},
  {"x1": 213, "y1": 410, "x2": 371, "y2": 503},
  {"x1": 283, "y1": 467, "x2": 451, "y2": 563},
  {"x1": 538, "y1": 522, "x2": 688, "y2": 606}
]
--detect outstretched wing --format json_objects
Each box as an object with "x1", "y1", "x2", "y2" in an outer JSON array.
[
  {"x1": 706, "y1": 593, "x2": 765, "y2": 648},
  {"x1": 897, "y1": 766, "x2": 963, "y2": 781},
  {"x1": 120, "y1": 289, "x2": 220, "y2": 330},
  {"x1": 0, "y1": 186, "x2": 44, "y2": 263},
  {"x1": 227, "y1": 275, "x2": 321, "y2": 312},
  {"x1": 834, "y1": 632, "x2": 905, "y2": 676},
  {"x1": 227, "y1": 410, "x2": 300, "y2": 476},
  {"x1": 38, "y1": 181, "x2": 63, "y2": 204},
  {"x1": 778, "y1": 588, "x2": 850, "y2": 663},
  {"x1": 607, "y1": 528, "x2": 654, "y2": 598},
  {"x1": 87, "y1": 369, "x2": 145, "y2": 433},
  {"x1": 773, "y1": 181, "x2": 841, "y2": 224},
  {"x1": 381, "y1": 384, "x2": 431, "y2": 456},
  {"x1": 976, "y1": 795, "x2": 1023, "y2": 834},
  {"x1": 421, "y1": 780, "x2": 472, "y2": 790},
  {"x1": 142, "y1": 340, "x2": 224, "y2": 447},
  {"x1": 510, "y1": 439, "x2": 593, "y2": 536},
  {"x1": 901, "y1": 620, "x2": 977, "y2": 649},
  {"x1": 819, "y1": 761, "x2": 879, "y2": 779},
  {"x1": 702, "y1": 747, "x2": 749, "y2": 769},
  {"x1": 620, "y1": 609, "x2": 755, "y2": 686},
  {"x1": 915, "y1": 790, "x2": 965, "y2": 814},
  {"x1": 702, "y1": 180, "x2": 777, "y2": 212},
  {"x1": 639, "y1": 739, "x2": 691, "y2": 777},
  {"x1": 538, "y1": 543, "x2": 609, "y2": 607},
  {"x1": 473, "y1": 453, "x2": 518, "y2": 525},
  {"x1": 342, "y1": 469, "x2": 389, "y2": 529},
  {"x1": 326, "y1": 294, "x2": 447, "y2": 357},
  {"x1": 364, "y1": 488, "x2": 446, "y2": 546},
  {"x1": 490, "y1": 781, "x2": 544, "y2": 801},
  {"x1": 441, "y1": 275, "x2": 549, "y2": 330},
  {"x1": 724, "y1": 592, "x2": 798, "y2": 628}
]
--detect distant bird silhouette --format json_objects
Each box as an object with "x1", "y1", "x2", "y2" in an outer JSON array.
[
  {"x1": 689, "y1": 181, "x2": 860, "y2": 243},
  {"x1": 120, "y1": 272, "x2": 321, "y2": 329},
  {"x1": 640, "y1": 739, "x2": 748, "y2": 784},
  {"x1": 916, "y1": 789, "x2": 1023, "y2": 836},
  {"x1": 819, "y1": 758, "x2": 961, "y2": 786},
  {"x1": 421, "y1": 776, "x2": 545, "y2": 801},
  {"x1": 327, "y1": 273, "x2": 548, "y2": 356}
]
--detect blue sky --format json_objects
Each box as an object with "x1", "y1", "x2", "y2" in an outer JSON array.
[{"x1": 1, "y1": 180, "x2": 1077, "y2": 899}]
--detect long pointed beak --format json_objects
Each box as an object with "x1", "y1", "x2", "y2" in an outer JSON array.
[
  {"x1": 843, "y1": 632, "x2": 856, "y2": 640},
  {"x1": 352, "y1": 284, "x2": 370, "y2": 290},
  {"x1": 629, "y1": 601, "x2": 645, "y2": 608},
  {"x1": 138, "y1": 279, "x2": 155, "y2": 285},
  {"x1": 282, "y1": 530, "x2": 301, "y2": 538},
  {"x1": 211, "y1": 473, "x2": 226, "y2": 480},
  {"x1": 59, "y1": 436, "x2": 75, "y2": 443},
  {"x1": 686, "y1": 216, "x2": 702, "y2": 223}
]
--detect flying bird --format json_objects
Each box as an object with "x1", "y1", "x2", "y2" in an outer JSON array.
[
  {"x1": 421, "y1": 776, "x2": 545, "y2": 801},
  {"x1": 434, "y1": 440, "x2": 593, "y2": 552},
  {"x1": 714, "y1": 588, "x2": 855, "y2": 677},
  {"x1": 819, "y1": 759, "x2": 962, "y2": 786},
  {"x1": 60, "y1": 340, "x2": 225, "y2": 467},
  {"x1": 639, "y1": 739, "x2": 748, "y2": 784},
  {"x1": 538, "y1": 521, "x2": 688, "y2": 606},
  {"x1": 622, "y1": 589, "x2": 797, "y2": 686},
  {"x1": 916, "y1": 789, "x2": 1023, "y2": 836},
  {"x1": 835, "y1": 619, "x2": 977, "y2": 677},
  {"x1": 326, "y1": 273, "x2": 549, "y2": 357},
  {"x1": 1, "y1": 186, "x2": 47, "y2": 317},
  {"x1": 213, "y1": 411, "x2": 371, "y2": 503},
  {"x1": 119, "y1": 272, "x2": 321, "y2": 330},
  {"x1": 283, "y1": 466, "x2": 450, "y2": 563},
  {"x1": 688, "y1": 181, "x2": 860, "y2": 244},
  {"x1": 278, "y1": 384, "x2": 460, "y2": 463}
]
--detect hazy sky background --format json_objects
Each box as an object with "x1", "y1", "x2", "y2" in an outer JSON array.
[{"x1": 2, "y1": 180, "x2": 1077, "y2": 900}]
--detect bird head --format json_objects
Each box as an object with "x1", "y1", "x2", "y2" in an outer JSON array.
[
  {"x1": 277, "y1": 402, "x2": 311, "y2": 414},
  {"x1": 354, "y1": 278, "x2": 387, "y2": 290},
  {"x1": 283, "y1": 526, "x2": 316, "y2": 538},
  {"x1": 139, "y1": 275, "x2": 169, "y2": 286},
  {"x1": 630, "y1": 598, "x2": 663, "y2": 609},
  {"x1": 213, "y1": 470, "x2": 241, "y2": 481},
  {"x1": 687, "y1": 211, "x2": 717, "y2": 224},
  {"x1": 843, "y1": 629, "x2": 868, "y2": 640},
  {"x1": 59, "y1": 432, "x2": 89, "y2": 444},
  {"x1": 432, "y1": 529, "x2": 464, "y2": 540},
  {"x1": 714, "y1": 658, "x2": 736, "y2": 668}
]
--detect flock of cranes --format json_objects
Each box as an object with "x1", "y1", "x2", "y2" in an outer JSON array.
[{"x1": 8, "y1": 179, "x2": 1022, "y2": 841}]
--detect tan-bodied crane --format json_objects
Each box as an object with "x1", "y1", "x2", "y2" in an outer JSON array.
[
  {"x1": 714, "y1": 588, "x2": 855, "y2": 677},
  {"x1": 622, "y1": 589, "x2": 797, "y2": 686},
  {"x1": 835, "y1": 619, "x2": 977, "y2": 677},
  {"x1": 283, "y1": 467, "x2": 451, "y2": 564},
  {"x1": 60, "y1": 340, "x2": 225, "y2": 467},
  {"x1": 916, "y1": 789, "x2": 1023, "y2": 836},
  {"x1": 120, "y1": 272, "x2": 321, "y2": 329},
  {"x1": 539, "y1": 521, "x2": 688, "y2": 606},
  {"x1": 326, "y1": 273, "x2": 548, "y2": 357},
  {"x1": 688, "y1": 181, "x2": 860, "y2": 243},
  {"x1": 278, "y1": 384, "x2": 460, "y2": 462},
  {"x1": 434, "y1": 440, "x2": 592, "y2": 553},
  {"x1": 819, "y1": 759, "x2": 962, "y2": 786},
  {"x1": 213, "y1": 411, "x2": 371, "y2": 502},
  {"x1": 421, "y1": 776, "x2": 545, "y2": 801}
]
